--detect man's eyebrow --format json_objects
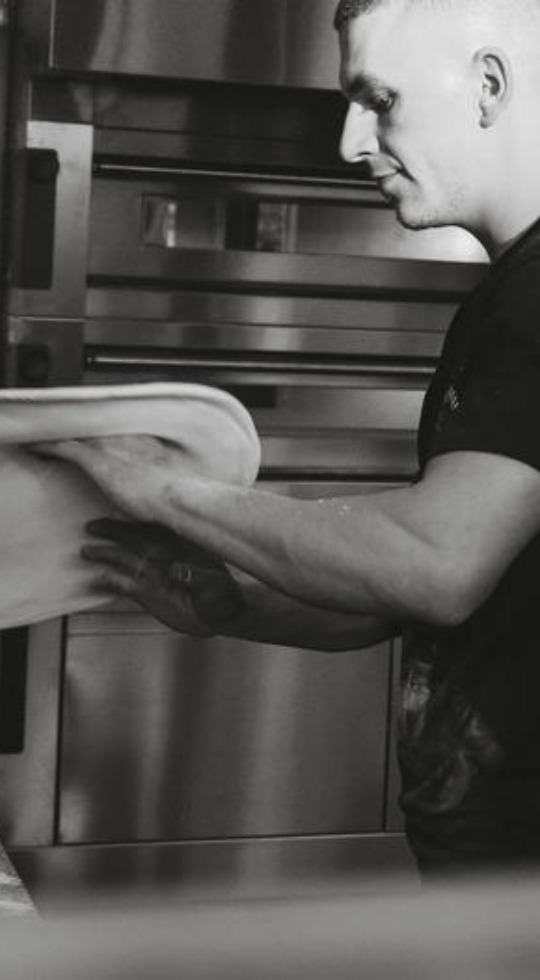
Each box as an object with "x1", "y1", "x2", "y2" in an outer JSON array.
[{"x1": 341, "y1": 70, "x2": 387, "y2": 100}]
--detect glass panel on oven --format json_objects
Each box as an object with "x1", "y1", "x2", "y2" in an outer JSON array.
[
  {"x1": 284, "y1": 201, "x2": 487, "y2": 263},
  {"x1": 142, "y1": 196, "x2": 227, "y2": 251},
  {"x1": 139, "y1": 190, "x2": 487, "y2": 263}
]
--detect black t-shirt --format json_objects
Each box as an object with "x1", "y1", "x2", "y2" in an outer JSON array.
[{"x1": 399, "y1": 218, "x2": 540, "y2": 874}]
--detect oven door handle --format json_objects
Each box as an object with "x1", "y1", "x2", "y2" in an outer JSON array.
[
  {"x1": 13, "y1": 149, "x2": 60, "y2": 290},
  {"x1": 85, "y1": 351, "x2": 434, "y2": 383}
]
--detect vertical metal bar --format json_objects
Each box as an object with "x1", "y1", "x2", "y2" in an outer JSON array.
[
  {"x1": 383, "y1": 637, "x2": 405, "y2": 833},
  {"x1": 0, "y1": 628, "x2": 28, "y2": 754},
  {"x1": 0, "y1": 0, "x2": 18, "y2": 386},
  {"x1": 9, "y1": 120, "x2": 94, "y2": 320},
  {"x1": 0, "y1": 619, "x2": 64, "y2": 846}
]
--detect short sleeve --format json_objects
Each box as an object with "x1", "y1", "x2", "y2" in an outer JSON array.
[{"x1": 424, "y1": 257, "x2": 540, "y2": 474}]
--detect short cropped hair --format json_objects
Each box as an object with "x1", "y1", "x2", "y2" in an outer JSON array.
[
  {"x1": 333, "y1": 0, "x2": 382, "y2": 30},
  {"x1": 333, "y1": 0, "x2": 540, "y2": 31}
]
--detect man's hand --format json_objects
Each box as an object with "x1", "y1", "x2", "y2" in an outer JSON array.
[
  {"x1": 29, "y1": 435, "x2": 205, "y2": 524},
  {"x1": 83, "y1": 518, "x2": 397, "y2": 651},
  {"x1": 83, "y1": 518, "x2": 245, "y2": 634}
]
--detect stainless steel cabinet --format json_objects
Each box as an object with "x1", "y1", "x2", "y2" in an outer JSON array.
[
  {"x1": 58, "y1": 479, "x2": 402, "y2": 846},
  {"x1": 59, "y1": 614, "x2": 396, "y2": 844}
]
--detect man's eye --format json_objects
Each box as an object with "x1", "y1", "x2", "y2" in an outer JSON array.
[{"x1": 373, "y1": 94, "x2": 394, "y2": 115}]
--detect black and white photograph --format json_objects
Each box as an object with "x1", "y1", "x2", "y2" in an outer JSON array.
[{"x1": 0, "y1": 1, "x2": 538, "y2": 976}]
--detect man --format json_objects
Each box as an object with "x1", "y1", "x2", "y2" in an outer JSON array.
[{"x1": 37, "y1": 0, "x2": 540, "y2": 876}]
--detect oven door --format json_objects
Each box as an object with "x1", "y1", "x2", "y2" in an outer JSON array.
[{"x1": 56, "y1": 477, "x2": 402, "y2": 848}]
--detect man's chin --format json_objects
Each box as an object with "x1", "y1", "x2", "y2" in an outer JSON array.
[
  {"x1": 392, "y1": 195, "x2": 450, "y2": 232},
  {"x1": 393, "y1": 204, "x2": 433, "y2": 231}
]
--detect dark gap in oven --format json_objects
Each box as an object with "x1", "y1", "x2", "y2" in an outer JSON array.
[{"x1": 87, "y1": 275, "x2": 467, "y2": 305}]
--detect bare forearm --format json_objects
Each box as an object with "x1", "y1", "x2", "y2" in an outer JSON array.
[
  {"x1": 219, "y1": 568, "x2": 399, "y2": 651},
  {"x1": 156, "y1": 479, "x2": 428, "y2": 621},
  {"x1": 35, "y1": 438, "x2": 540, "y2": 630},
  {"x1": 78, "y1": 517, "x2": 396, "y2": 651}
]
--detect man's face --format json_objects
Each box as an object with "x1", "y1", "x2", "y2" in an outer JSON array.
[{"x1": 338, "y1": 5, "x2": 480, "y2": 231}]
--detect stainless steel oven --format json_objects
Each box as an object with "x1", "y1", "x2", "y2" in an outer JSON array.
[{"x1": 0, "y1": 0, "x2": 489, "y2": 908}]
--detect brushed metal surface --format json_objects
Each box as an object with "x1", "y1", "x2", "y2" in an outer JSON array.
[
  {"x1": 83, "y1": 289, "x2": 452, "y2": 364},
  {"x1": 93, "y1": 125, "x2": 349, "y2": 176},
  {"x1": 85, "y1": 289, "x2": 457, "y2": 333},
  {"x1": 59, "y1": 632, "x2": 394, "y2": 843},
  {"x1": 58, "y1": 475, "x2": 403, "y2": 846},
  {"x1": 11, "y1": 835, "x2": 418, "y2": 911},
  {"x1": 84, "y1": 323, "x2": 443, "y2": 363},
  {"x1": 9, "y1": 121, "x2": 93, "y2": 320},
  {"x1": 93, "y1": 243, "x2": 478, "y2": 297},
  {"x1": 6, "y1": 317, "x2": 84, "y2": 387},
  {"x1": 260, "y1": 433, "x2": 416, "y2": 479},
  {"x1": 44, "y1": 0, "x2": 341, "y2": 89}
]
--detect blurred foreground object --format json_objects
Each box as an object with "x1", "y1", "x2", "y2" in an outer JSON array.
[
  {"x1": 1, "y1": 875, "x2": 540, "y2": 978},
  {"x1": 0, "y1": 842, "x2": 34, "y2": 916}
]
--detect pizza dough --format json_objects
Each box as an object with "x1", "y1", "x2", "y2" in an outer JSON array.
[{"x1": 0, "y1": 382, "x2": 260, "y2": 629}]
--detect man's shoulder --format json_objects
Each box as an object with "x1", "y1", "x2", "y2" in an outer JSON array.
[
  {"x1": 463, "y1": 232, "x2": 540, "y2": 338},
  {"x1": 489, "y1": 220, "x2": 540, "y2": 295}
]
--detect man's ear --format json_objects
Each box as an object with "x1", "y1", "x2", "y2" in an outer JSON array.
[{"x1": 474, "y1": 47, "x2": 513, "y2": 128}]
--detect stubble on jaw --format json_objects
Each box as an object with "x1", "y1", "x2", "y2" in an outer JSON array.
[{"x1": 387, "y1": 178, "x2": 470, "y2": 232}]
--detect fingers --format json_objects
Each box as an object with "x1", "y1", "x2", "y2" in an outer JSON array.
[
  {"x1": 85, "y1": 518, "x2": 220, "y2": 569},
  {"x1": 82, "y1": 522, "x2": 230, "y2": 614},
  {"x1": 90, "y1": 569, "x2": 137, "y2": 598},
  {"x1": 82, "y1": 536, "x2": 194, "y2": 588},
  {"x1": 83, "y1": 542, "x2": 152, "y2": 599},
  {"x1": 82, "y1": 534, "x2": 198, "y2": 601},
  {"x1": 27, "y1": 439, "x2": 98, "y2": 465},
  {"x1": 81, "y1": 542, "x2": 139, "y2": 575},
  {"x1": 86, "y1": 518, "x2": 156, "y2": 550},
  {"x1": 85, "y1": 519, "x2": 189, "y2": 570}
]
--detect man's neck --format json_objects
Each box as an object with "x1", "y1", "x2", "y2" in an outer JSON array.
[
  {"x1": 477, "y1": 187, "x2": 540, "y2": 262},
  {"x1": 488, "y1": 223, "x2": 537, "y2": 262}
]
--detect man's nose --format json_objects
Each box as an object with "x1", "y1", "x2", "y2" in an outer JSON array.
[{"x1": 339, "y1": 103, "x2": 379, "y2": 164}]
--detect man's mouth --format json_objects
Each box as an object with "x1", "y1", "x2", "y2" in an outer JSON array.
[
  {"x1": 378, "y1": 171, "x2": 401, "y2": 193},
  {"x1": 368, "y1": 158, "x2": 407, "y2": 196},
  {"x1": 368, "y1": 151, "x2": 402, "y2": 176},
  {"x1": 370, "y1": 171, "x2": 399, "y2": 205},
  {"x1": 371, "y1": 164, "x2": 400, "y2": 180}
]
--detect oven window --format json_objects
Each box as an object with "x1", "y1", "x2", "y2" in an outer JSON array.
[
  {"x1": 142, "y1": 196, "x2": 228, "y2": 250},
  {"x1": 141, "y1": 193, "x2": 487, "y2": 263}
]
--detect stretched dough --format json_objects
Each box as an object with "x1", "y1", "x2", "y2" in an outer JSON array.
[{"x1": 0, "y1": 382, "x2": 260, "y2": 629}]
